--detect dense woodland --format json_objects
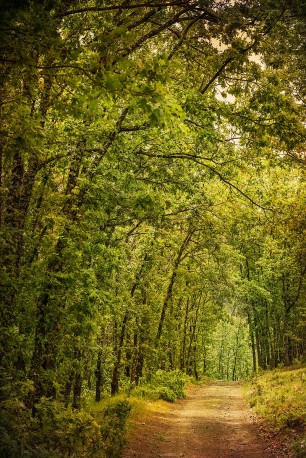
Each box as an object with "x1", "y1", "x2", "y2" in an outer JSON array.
[{"x1": 0, "y1": 0, "x2": 306, "y2": 455}]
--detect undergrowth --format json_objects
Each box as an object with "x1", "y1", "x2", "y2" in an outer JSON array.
[
  {"x1": 0, "y1": 370, "x2": 187, "y2": 457},
  {"x1": 246, "y1": 366, "x2": 306, "y2": 457},
  {"x1": 131, "y1": 369, "x2": 187, "y2": 403},
  {"x1": 0, "y1": 396, "x2": 131, "y2": 458}
]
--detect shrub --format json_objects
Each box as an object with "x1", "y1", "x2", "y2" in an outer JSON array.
[
  {"x1": 246, "y1": 367, "x2": 306, "y2": 457},
  {"x1": 98, "y1": 400, "x2": 131, "y2": 458},
  {"x1": 0, "y1": 381, "x2": 58, "y2": 457},
  {"x1": 131, "y1": 386, "x2": 161, "y2": 401},
  {"x1": 132, "y1": 385, "x2": 176, "y2": 402},
  {"x1": 131, "y1": 369, "x2": 186, "y2": 403},
  {"x1": 157, "y1": 386, "x2": 176, "y2": 403},
  {"x1": 151, "y1": 370, "x2": 187, "y2": 399},
  {"x1": 0, "y1": 397, "x2": 132, "y2": 458}
]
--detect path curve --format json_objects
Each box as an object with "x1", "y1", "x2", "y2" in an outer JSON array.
[{"x1": 123, "y1": 381, "x2": 292, "y2": 458}]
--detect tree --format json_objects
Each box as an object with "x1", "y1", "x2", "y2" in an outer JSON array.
[{"x1": 0, "y1": 2, "x2": 305, "y2": 454}]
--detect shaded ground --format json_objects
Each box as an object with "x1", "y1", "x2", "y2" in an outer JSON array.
[{"x1": 123, "y1": 381, "x2": 293, "y2": 458}]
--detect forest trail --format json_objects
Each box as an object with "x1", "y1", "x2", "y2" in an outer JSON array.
[{"x1": 123, "y1": 381, "x2": 292, "y2": 458}]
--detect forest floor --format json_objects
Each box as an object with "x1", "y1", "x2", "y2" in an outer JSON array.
[{"x1": 122, "y1": 381, "x2": 294, "y2": 458}]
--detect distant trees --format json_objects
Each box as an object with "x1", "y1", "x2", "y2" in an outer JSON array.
[{"x1": 236, "y1": 168, "x2": 306, "y2": 370}]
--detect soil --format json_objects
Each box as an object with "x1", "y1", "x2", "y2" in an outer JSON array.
[{"x1": 122, "y1": 381, "x2": 294, "y2": 458}]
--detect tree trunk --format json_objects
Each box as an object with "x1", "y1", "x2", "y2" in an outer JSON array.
[
  {"x1": 63, "y1": 372, "x2": 74, "y2": 408},
  {"x1": 111, "y1": 310, "x2": 128, "y2": 396},
  {"x1": 156, "y1": 229, "x2": 194, "y2": 345},
  {"x1": 111, "y1": 252, "x2": 150, "y2": 395},
  {"x1": 95, "y1": 349, "x2": 103, "y2": 402},
  {"x1": 247, "y1": 311, "x2": 257, "y2": 373},
  {"x1": 72, "y1": 373, "x2": 82, "y2": 409}
]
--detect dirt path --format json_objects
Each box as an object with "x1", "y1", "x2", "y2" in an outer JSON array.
[{"x1": 123, "y1": 381, "x2": 292, "y2": 458}]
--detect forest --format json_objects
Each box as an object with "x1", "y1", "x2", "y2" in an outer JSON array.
[{"x1": 0, "y1": 0, "x2": 305, "y2": 456}]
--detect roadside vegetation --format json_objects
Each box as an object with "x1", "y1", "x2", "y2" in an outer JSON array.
[
  {"x1": 130, "y1": 369, "x2": 187, "y2": 403},
  {"x1": 0, "y1": 369, "x2": 187, "y2": 457},
  {"x1": 246, "y1": 366, "x2": 306, "y2": 457},
  {"x1": 0, "y1": 395, "x2": 131, "y2": 458}
]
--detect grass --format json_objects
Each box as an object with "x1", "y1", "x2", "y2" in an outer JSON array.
[
  {"x1": 245, "y1": 365, "x2": 306, "y2": 457},
  {"x1": 126, "y1": 395, "x2": 171, "y2": 424}
]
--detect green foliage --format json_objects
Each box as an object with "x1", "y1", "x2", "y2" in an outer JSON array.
[
  {"x1": 131, "y1": 385, "x2": 161, "y2": 402},
  {"x1": 132, "y1": 370, "x2": 187, "y2": 403},
  {"x1": 0, "y1": 399, "x2": 35, "y2": 458},
  {"x1": 150, "y1": 370, "x2": 187, "y2": 399},
  {"x1": 155, "y1": 387, "x2": 177, "y2": 403},
  {"x1": 246, "y1": 367, "x2": 306, "y2": 430},
  {"x1": 132, "y1": 385, "x2": 176, "y2": 403},
  {"x1": 246, "y1": 367, "x2": 306, "y2": 456},
  {"x1": 0, "y1": 397, "x2": 131, "y2": 458},
  {"x1": 205, "y1": 315, "x2": 253, "y2": 381},
  {"x1": 97, "y1": 401, "x2": 131, "y2": 458}
]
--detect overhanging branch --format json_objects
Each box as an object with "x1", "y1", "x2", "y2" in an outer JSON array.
[
  {"x1": 199, "y1": 6, "x2": 287, "y2": 94},
  {"x1": 136, "y1": 149, "x2": 272, "y2": 210},
  {"x1": 58, "y1": 2, "x2": 189, "y2": 18}
]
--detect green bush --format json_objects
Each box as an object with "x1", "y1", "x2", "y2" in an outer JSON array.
[
  {"x1": 151, "y1": 370, "x2": 187, "y2": 399},
  {"x1": 0, "y1": 399, "x2": 37, "y2": 458},
  {"x1": 98, "y1": 400, "x2": 131, "y2": 458},
  {"x1": 157, "y1": 386, "x2": 176, "y2": 403},
  {"x1": 132, "y1": 386, "x2": 161, "y2": 401},
  {"x1": 132, "y1": 385, "x2": 176, "y2": 403},
  {"x1": 246, "y1": 367, "x2": 306, "y2": 458},
  {"x1": 131, "y1": 369, "x2": 186, "y2": 403},
  {"x1": 0, "y1": 397, "x2": 132, "y2": 458}
]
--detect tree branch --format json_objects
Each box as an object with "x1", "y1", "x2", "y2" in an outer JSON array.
[
  {"x1": 199, "y1": 6, "x2": 287, "y2": 94},
  {"x1": 58, "y1": 2, "x2": 189, "y2": 18},
  {"x1": 119, "y1": 6, "x2": 195, "y2": 60},
  {"x1": 36, "y1": 65, "x2": 96, "y2": 82},
  {"x1": 167, "y1": 13, "x2": 206, "y2": 60},
  {"x1": 87, "y1": 107, "x2": 129, "y2": 179},
  {"x1": 136, "y1": 149, "x2": 272, "y2": 210}
]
